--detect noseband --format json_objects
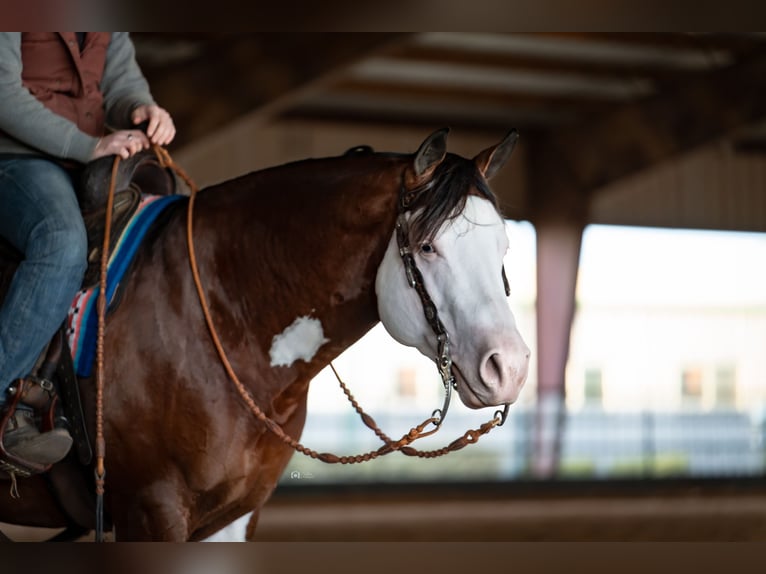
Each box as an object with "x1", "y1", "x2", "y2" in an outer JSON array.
[{"x1": 395, "y1": 178, "x2": 510, "y2": 428}]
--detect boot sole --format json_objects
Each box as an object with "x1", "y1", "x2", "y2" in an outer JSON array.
[{"x1": 6, "y1": 430, "x2": 73, "y2": 466}]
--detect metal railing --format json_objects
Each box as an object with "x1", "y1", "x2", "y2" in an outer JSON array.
[{"x1": 280, "y1": 406, "x2": 766, "y2": 484}]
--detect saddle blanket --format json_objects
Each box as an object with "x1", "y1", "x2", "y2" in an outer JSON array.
[{"x1": 66, "y1": 193, "x2": 184, "y2": 377}]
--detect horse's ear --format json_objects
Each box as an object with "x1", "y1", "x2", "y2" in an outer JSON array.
[
  {"x1": 474, "y1": 129, "x2": 519, "y2": 180},
  {"x1": 406, "y1": 127, "x2": 449, "y2": 187}
]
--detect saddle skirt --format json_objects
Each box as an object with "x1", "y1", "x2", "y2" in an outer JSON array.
[{"x1": 66, "y1": 193, "x2": 184, "y2": 378}]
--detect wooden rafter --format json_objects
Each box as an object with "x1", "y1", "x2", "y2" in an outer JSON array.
[
  {"x1": 524, "y1": 43, "x2": 766, "y2": 222},
  {"x1": 134, "y1": 33, "x2": 410, "y2": 149}
]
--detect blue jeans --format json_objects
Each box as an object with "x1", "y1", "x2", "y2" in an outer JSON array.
[{"x1": 0, "y1": 158, "x2": 87, "y2": 401}]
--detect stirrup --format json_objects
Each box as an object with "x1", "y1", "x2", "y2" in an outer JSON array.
[{"x1": 0, "y1": 377, "x2": 67, "y2": 478}]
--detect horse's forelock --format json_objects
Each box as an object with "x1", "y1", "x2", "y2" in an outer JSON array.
[{"x1": 408, "y1": 155, "x2": 499, "y2": 245}]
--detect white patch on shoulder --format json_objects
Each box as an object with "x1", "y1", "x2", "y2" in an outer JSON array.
[{"x1": 269, "y1": 316, "x2": 329, "y2": 368}]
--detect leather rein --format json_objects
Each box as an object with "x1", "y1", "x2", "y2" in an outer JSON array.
[{"x1": 93, "y1": 148, "x2": 510, "y2": 536}]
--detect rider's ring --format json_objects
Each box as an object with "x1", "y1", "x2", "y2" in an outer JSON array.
[{"x1": 127, "y1": 134, "x2": 133, "y2": 140}]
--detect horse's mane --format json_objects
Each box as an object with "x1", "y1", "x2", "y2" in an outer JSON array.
[{"x1": 407, "y1": 153, "x2": 499, "y2": 245}]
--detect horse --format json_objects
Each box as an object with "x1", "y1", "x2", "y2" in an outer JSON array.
[{"x1": 0, "y1": 128, "x2": 530, "y2": 541}]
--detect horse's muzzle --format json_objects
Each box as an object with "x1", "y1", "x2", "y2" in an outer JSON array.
[{"x1": 455, "y1": 339, "x2": 530, "y2": 408}]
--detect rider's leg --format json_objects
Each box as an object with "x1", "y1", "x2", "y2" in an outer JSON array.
[{"x1": 0, "y1": 157, "x2": 86, "y2": 465}]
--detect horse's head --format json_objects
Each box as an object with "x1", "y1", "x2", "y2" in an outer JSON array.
[{"x1": 375, "y1": 129, "x2": 530, "y2": 409}]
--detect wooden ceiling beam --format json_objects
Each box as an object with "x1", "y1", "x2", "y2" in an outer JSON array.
[
  {"x1": 540, "y1": 32, "x2": 765, "y2": 53},
  {"x1": 133, "y1": 33, "x2": 411, "y2": 149},
  {"x1": 315, "y1": 79, "x2": 622, "y2": 115},
  {"x1": 385, "y1": 43, "x2": 728, "y2": 82},
  {"x1": 525, "y1": 43, "x2": 766, "y2": 222}
]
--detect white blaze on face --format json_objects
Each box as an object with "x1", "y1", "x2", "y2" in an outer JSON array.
[
  {"x1": 376, "y1": 195, "x2": 530, "y2": 408},
  {"x1": 376, "y1": 196, "x2": 507, "y2": 355},
  {"x1": 269, "y1": 316, "x2": 329, "y2": 368}
]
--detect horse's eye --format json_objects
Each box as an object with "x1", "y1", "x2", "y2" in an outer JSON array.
[{"x1": 420, "y1": 243, "x2": 435, "y2": 254}]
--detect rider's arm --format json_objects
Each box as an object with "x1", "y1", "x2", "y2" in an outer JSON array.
[
  {"x1": 100, "y1": 33, "x2": 157, "y2": 131},
  {"x1": 0, "y1": 32, "x2": 100, "y2": 163}
]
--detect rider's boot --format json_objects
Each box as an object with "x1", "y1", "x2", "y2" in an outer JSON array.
[{"x1": 1, "y1": 378, "x2": 72, "y2": 467}]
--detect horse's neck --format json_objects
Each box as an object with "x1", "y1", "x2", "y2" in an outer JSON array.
[{"x1": 190, "y1": 158, "x2": 404, "y2": 383}]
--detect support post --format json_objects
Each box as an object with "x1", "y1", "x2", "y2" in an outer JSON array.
[{"x1": 532, "y1": 219, "x2": 584, "y2": 478}]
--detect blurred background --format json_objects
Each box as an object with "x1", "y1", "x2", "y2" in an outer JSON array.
[{"x1": 132, "y1": 33, "x2": 766, "y2": 540}]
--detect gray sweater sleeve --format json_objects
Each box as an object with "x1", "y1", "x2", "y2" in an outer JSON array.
[
  {"x1": 0, "y1": 32, "x2": 157, "y2": 163},
  {"x1": 101, "y1": 32, "x2": 156, "y2": 130},
  {"x1": 0, "y1": 32, "x2": 99, "y2": 162}
]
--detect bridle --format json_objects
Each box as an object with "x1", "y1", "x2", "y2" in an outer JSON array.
[{"x1": 395, "y1": 177, "x2": 511, "y2": 428}]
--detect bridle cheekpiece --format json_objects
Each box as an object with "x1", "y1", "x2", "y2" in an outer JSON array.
[{"x1": 395, "y1": 177, "x2": 510, "y2": 428}]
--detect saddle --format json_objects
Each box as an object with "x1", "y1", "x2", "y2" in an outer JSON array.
[
  {"x1": 0, "y1": 150, "x2": 178, "y2": 486},
  {"x1": 78, "y1": 151, "x2": 178, "y2": 288}
]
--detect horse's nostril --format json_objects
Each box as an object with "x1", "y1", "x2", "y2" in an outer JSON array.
[{"x1": 482, "y1": 353, "x2": 503, "y2": 386}]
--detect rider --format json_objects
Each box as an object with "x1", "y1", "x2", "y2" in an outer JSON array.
[{"x1": 0, "y1": 33, "x2": 176, "y2": 469}]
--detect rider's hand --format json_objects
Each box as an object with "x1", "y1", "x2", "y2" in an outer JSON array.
[
  {"x1": 131, "y1": 104, "x2": 176, "y2": 146},
  {"x1": 91, "y1": 130, "x2": 150, "y2": 160}
]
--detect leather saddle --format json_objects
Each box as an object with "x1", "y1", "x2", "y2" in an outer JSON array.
[{"x1": 78, "y1": 150, "x2": 178, "y2": 288}]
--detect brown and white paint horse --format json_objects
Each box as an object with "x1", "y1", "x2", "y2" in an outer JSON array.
[{"x1": 0, "y1": 128, "x2": 529, "y2": 541}]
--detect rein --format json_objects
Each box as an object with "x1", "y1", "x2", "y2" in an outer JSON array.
[
  {"x1": 93, "y1": 156, "x2": 119, "y2": 542},
  {"x1": 93, "y1": 147, "x2": 510, "y2": 536}
]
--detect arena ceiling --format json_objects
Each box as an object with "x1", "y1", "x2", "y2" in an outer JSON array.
[{"x1": 131, "y1": 32, "x2": 766, "y2": 224}]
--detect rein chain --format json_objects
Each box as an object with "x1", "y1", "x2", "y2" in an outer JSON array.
[{"x1": 93, "y1": 148, "x2": 509, "y2": 535}]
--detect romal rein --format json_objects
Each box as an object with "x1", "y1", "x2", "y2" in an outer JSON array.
[{"x1": 95, "y1": 148, "x2": 510, "y2": 538}]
